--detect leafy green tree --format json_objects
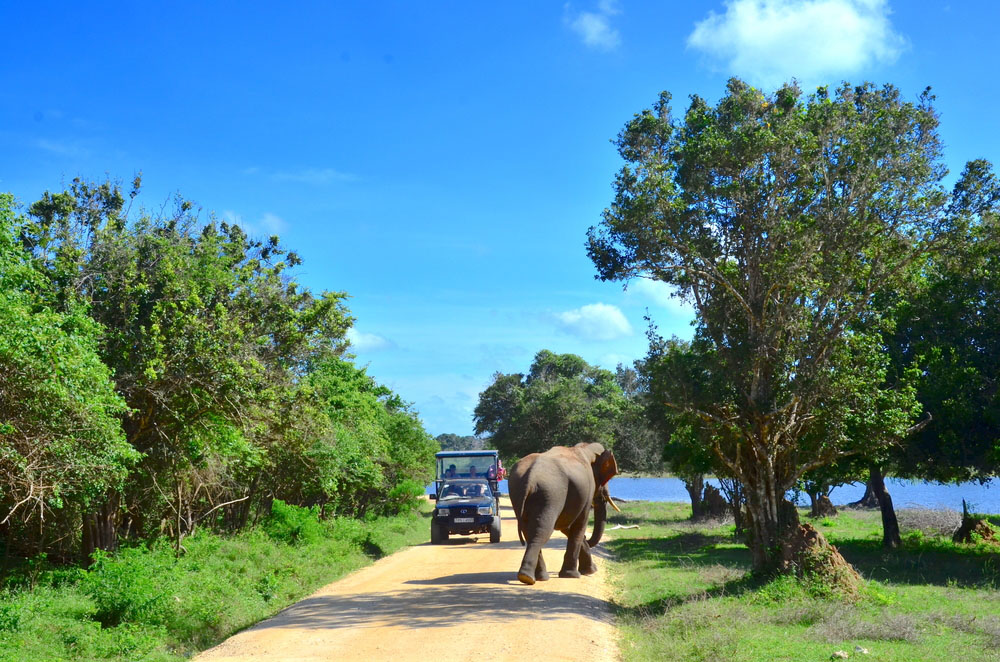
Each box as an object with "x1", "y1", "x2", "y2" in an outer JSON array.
[
  {"x1": 20, "y1": 178, "x2": 352, "y2": 555},
  {"x1": 306, "y1": 357, "x2": 437, "y2": 518},
  {"x1": 588, "y1": 80, "x2": 954, "y2": 571},
  {"x1": 473, "y1": 350, "x2": 626, "y2": 463},
  {"x1": 609, "y1": 364, "x2": 664, "y2": 475},
  {"x1": 0, "y1": 194, "x2": 135, "y2": 558},
  {"x1": 640, "y1": 333, "x2": 718, "y2": 518},
  {"x1": 888, "y1": 159, "x2": 1000, "y2": 483},
  {"x1": 435, "y1": 434, "x2": 486, "y2": 452}
]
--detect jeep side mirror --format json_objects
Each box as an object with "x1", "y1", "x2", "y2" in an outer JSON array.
[{"x1": 429, "y1": 493, "x2": 437, "y2": 500}]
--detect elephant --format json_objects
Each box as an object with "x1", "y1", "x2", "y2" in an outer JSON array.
[{"x1": 508, "y1": 442, "x2": 620, "y2": 585}]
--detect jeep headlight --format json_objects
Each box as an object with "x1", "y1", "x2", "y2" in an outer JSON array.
[
  {"x1": 435, "y1": 508, "x2": 448, "y2": 517},
  {"x1": 477, "y1": 506, "x2": 492, "y2": 515}
]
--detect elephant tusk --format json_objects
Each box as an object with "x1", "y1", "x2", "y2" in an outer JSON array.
[{"x1": 605, "y1": 492, "x2": 622, "y2": 513}]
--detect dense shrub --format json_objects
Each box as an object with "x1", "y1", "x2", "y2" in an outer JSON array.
[
  {"x1": 82, "y1": 547, "x2": 177, "y2": 627},
  {"x1": 260, "y1": 500, "x2": 325, "y2": 546}
]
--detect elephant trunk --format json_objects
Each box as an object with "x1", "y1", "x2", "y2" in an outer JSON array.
[{"x1": 587, "y1": 485, "x2": 610, "y2": 548}]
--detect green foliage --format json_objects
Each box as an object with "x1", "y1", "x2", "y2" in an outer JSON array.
[
  {"x1": 0, "y1": 193, "x2": 134, "y2": 546},
  {"x1": 886, "y1": 159, "x2": 1000, "y2": 482},
  {"x1": 0, "y1": 505, "x2": 430, "y2": 661},
  {"x1": 435, "y1": 433, "x2": 486, "y2": 451},
  {"x1": 589, "y1": 80, "x2": 958, "y2": 570},
  {"x1": 1, "y1": 177, "x2": 438, "y2": 562},
  {"x1": 609, "y1": 501, "x2": 1000, "y2": 661},
  {"x1": 474, "y1": 349, "x2": 628, "y2": 462},
  {"x1": 304, "y1": 357, "x2": 438, "y2": 517},
  {"x1": 260, "y1": 500, "x2": 324, "y2": 546},
  {"x1": 82, "y1": 547, "x2": 176, "y2": 627}
]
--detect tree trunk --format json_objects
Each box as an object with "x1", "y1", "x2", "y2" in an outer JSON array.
[
  {"x1": 850, "y1": 475, "x2": 881, "y2": 509},
  {"x1": 684, "y1": 474, "x2": 705, "y2": 520},
  {"x1": 81, "y1": 494, "x2": 119, "y2": 566},
  {"x1": 718, "y1": 478, "x2": 745, "y2": 537},
  {"x1": 743, "y1": 468, "x2": 800, "y2": 572},
  {"x1": 869, "y1": 464, "x2": 901, "y2": 549}
]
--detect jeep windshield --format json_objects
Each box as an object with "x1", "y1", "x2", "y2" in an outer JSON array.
[{"x1": 438, "y1": 479, "x2": 491, "y2": 501}]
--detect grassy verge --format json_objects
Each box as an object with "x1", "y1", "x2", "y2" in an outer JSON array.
[
  {"x1": 605, "y1": 501, "x2": 1000, "y2": 662},
  {"x1": 0, "y1": 501, "x2": 432, "y2": 661}
]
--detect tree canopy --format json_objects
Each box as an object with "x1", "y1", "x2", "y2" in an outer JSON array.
[
  {"x1": 0, "y1": 179, "x2": 438, "y2": 561},
  {"x1": 473, "y1": 350, "x2": 626, "y2": 463},
  {"x1": 588, "y1": 79, "x2": 968, "y2": 571}
]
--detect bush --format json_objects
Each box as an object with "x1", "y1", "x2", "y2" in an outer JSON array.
[
  {"x1": 261, "y1": 499, "x2": 324, "y2": 545},
  {"x1": 82, "y1": 546, "x2": 177, "y2": 627},
  {"x1": 0, "y1": 596, "x2": 22, "y2": 633},
  {"x1": 384, "y1": 479, "x2": 425, "y2": 515},
  {"x1": 897, "y1": 507, "x2": 961, "y2": 537}
]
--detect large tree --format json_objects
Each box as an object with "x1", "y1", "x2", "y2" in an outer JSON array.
[
  {"x1": 587, "y1": 80, "x2": 958, "y2": 571},
  {"x1": 473, "y1": 350, "x2": 626, "y2": 463}
]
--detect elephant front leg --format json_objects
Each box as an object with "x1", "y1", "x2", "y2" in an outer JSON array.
[{"x1": 578, "y1": 540, "x2": 597, "y2": 575}]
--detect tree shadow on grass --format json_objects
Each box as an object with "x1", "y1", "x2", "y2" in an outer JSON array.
[
  {"x1": 605, "y1": 532, "x2": 746, "y2": 567},
  {"x1": 834, "y1": 537, "x2": 1000, "y2": 588}
]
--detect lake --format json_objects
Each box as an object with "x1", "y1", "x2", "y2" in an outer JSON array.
[{"x1": 431, "y1": 477, "x2": 1000, "y2": 514}]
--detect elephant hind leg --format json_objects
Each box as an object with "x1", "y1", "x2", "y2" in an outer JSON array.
[
  {"x1": 518, "y1": 542, "x2": 551, "y2": 584},
  {"x1": 517, "y1": 506, "x2": 556, "y2": 585}
]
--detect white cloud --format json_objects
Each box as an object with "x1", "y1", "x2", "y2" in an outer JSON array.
[
  {"x1": 687, "y1": 0, "x2": 906, "y2": 87},
  {"x1": 347, "y1": 328, "x2": 395, "y2": 352},
  {"x1": 566, "y1": 1, "x2": 622, "y2": 51},
  {"x1": 555, "y1": 303, "x2": 633, "y2": 341}
]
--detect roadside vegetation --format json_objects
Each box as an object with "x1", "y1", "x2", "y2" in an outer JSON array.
[
  {"x1": 0, "y1": 500, "x2": 431, "y2": 661},
  {"x1": 607, "y1": 500, "x2": 1000, "y2": 661},
  {"x1": 0, "y1": 180, "x2": 439, "y2": 659}
]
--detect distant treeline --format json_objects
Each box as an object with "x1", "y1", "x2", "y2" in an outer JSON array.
[{"x1": 0, "y1": 178, "x2": 438, "y2": 566}]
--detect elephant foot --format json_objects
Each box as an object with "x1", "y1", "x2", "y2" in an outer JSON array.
[
  {"x1": 580, "y1": 563, "x2": 598, "y2": 576},
  {"x1": 535, "y1": 569, "x2": 550, "y2": 581},
  {"x1": 558, "y1": 569, "x2": 582, "y2": 579},
  {"x1": 517, "y1": 571, "x2": 536, "y2": 585}
]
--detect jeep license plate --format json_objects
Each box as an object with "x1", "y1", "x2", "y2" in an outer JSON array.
[{"x1": 453, "y1": 517, "x2": 474, "y2": 523}]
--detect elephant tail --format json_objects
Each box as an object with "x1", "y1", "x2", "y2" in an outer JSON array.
[{"x1": 517, "y1": 486, "x2": 532, "y2": 546}]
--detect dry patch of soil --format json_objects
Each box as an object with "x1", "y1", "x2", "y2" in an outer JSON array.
[{"x1": 195, "y1": 498, "x2": 618, "y2": 662}]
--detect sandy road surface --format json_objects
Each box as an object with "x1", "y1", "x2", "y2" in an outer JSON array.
[{"x1": 195, "y1": 497, "x2": 618, "y2": 662}]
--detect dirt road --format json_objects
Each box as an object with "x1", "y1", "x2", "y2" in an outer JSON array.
[{"x1": 195, "y1": 497, "x2": 618, "y2": 662}]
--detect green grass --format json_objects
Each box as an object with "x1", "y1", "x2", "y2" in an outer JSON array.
[
  {"x1": 605, "y1": 502, "x2": 1000, "y2": 661},
  {"x1": 0, "y1": 502, "x2": 432, "y2": 661}
]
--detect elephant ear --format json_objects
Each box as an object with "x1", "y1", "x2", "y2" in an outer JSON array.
[{"x1": 595, "y1": 449, "x2": 618, "y2": 486}]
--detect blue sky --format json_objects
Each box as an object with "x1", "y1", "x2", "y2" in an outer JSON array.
[{"x1": 3, "y1": 1, "x2": 998, "y2": 436}]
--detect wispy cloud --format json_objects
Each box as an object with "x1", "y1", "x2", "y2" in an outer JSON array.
[
  {"x1": 347, "y1": 328, "x2": 395, "y2": 352},
  {"x1": 554, "y1": 303, "x2": 633, "y2": 341},
  {"x1": 271, "y1": 168, "x2": 357, "y2": 185},
  {"x1": 627, "y1": 278, "x2": 695, "y2": 317},
  {"x1": 222, "y1": 210, "x2": 289, "y2": 238},
  {"x1": 687, "y1": 0, "x2": 906, "y2": 87},
  {"x1": 565, "y1": 0, "x2": 622, "y2": 51},
  {"x1": 35, "y1": 138, "x2": 90, "y2": 159}
]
